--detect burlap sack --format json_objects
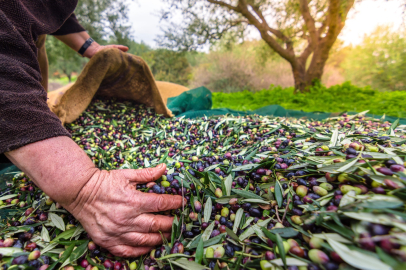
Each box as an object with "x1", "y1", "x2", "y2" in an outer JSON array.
[
  {"x1": 46, "y1": 48, "x2": 189, "y2": 125},
  {"x1": 47, "y1": 81, "x2": 189, "y2": 108}
]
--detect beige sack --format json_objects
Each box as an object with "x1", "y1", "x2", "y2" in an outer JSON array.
[
  {"x1": 47, "y1": 81, "x2": 189, "y2": 108},
  {"x1": 47, "y1": 48, "x2": 189, "y2": 125}
]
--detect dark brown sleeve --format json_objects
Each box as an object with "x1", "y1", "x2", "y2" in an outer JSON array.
[
  {"x1": 0, "y1": 83, "x2": 72, "y2": 154},
  {"x1": 0, "y1": 1, "x2": 73, "y2": 155},
  {"x1": 50, "y1": 13, "x2": 85, "y2": 36}
]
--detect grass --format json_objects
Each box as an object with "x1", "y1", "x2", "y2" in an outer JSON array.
[
  {"x1": 212, "y1": 82, "x2": 406, "y2": 118},
  {"x1": 49, "y1": 76, "x2": 78, "y2": 86}
]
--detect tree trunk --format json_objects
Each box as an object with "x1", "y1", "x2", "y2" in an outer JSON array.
[
  {"x1": 67, "y1": 73, "x2": 72, "y2": 83},
  {"x1": 291, "y1": 60, "x2": 308, "y2": 93},
  {"x1": 305, "y1": 46, "x2": 329, "y2": 88}
]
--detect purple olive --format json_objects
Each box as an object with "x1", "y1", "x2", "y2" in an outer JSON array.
[
  {"x1": 377, "y1": 167, "x2": 394, "y2": 176},
  {"x1": 390, "y1": 164, "x2": 404, "y2": 172}
]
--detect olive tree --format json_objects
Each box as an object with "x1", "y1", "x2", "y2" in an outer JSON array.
[
  {"x1": 159, "y1": 0, "x2": 355, "y2": 92},
  {"x1": 47, "y1": 0, "x2": 134, "y2": 81}
]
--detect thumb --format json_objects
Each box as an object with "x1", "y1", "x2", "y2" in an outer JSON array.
[{"x1": 122, "y1": 163, "x2": 166, "y2": 184}]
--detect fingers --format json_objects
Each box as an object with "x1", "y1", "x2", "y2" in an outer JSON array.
[
  {"x1": 108, "y1": 246, "x2": 153, "y2": 258},
  {"x1": 123, "y1": 164, "x2": 166, "y2": 184},
  {"x1": 120, "y1": 232, "x2": 170, "y2": 247},
  {"x1": 131, "y1": 214, "x2": 174, "y2": 233},
  {"x1": 138, "y1": 193, "x2": 185, "y2": 213},
  {"x1": 110, "y1": 45, "x2": 129, "y2": 52}
]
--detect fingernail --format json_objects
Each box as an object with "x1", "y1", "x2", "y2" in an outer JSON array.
[{"x1": 157, "y1": 164, "x2": 165, "y2": 169}]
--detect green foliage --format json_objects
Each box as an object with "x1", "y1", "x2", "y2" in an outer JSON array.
[
  {"x1": 75, "y1": 0, "x2": 133, "y2": 45},
  {"x1": 190, "y1": 41, "x2": 292, "y2": 92},
  {"x1": 146, "y1": 49, "x2": 191, "y2": 85},
  {"x1": 47, "y1": 0, "x2": 133, "y2": 80},
  {"x1": 46, "y1": 37, "x2": 88, "y2": 82},
  {"x1": 212, "y1": 82, "x2": 406, "y2": 118},
  {"x1": 127, "y1": 41, "x2": 192, "y2": 85},
  {"x1": 340, "y1": 26, "x2": 406, "y2": 91}
]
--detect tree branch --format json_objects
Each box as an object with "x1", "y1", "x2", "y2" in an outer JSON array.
[
  {"x1": 318, "y1": 13, "x2": 330, "y2": 36},
  {"x1": 322, "y1": 0, "x2": 355, "y2": 47},
  {"x1": 299, "y1": 0, "x2": 318, "y2": 47},
  {"x1": 197, "y1": 19, "x2": 248, "y2": 45},
  {"x1": 236, "y1": 0, "x2": 296, "y2": 64},
  {"x1": 207, "y1": 0, "x2": 240, "y2": 11},
  {"x1": 248, "y1": 3, "x2": 289, "y2": 42}
]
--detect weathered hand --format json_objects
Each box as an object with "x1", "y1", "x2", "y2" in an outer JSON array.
[
  {"x1": 83, "y1": 44, "x2": 129, "y2": 58},
  {"x1": 64, "y1": 164, "x2": 184, "y2": 257},
  {"x1": 6, "y1": 137, "x2": 181, "y2": 257}
]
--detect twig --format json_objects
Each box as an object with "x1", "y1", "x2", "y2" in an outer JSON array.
[
  {"x1": 275, "y1": 205, "x2": 282, "y2": 223},
  {"x1": 281, "y1": 198, "x2": 292, "y2": 224},
  {"x1": 177, "y1": 176, "x2": 185, "y2": 242}
]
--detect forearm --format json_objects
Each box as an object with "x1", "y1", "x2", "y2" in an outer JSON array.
[
  {"x1": 53, "y1": 31, "x2": 100, "y2": 59},
  {"x1": 5, "y1": 136, "x2": 98, "y2": 205}
]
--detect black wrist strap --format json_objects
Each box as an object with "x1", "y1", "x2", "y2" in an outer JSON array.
[{"x1": 78, "y1": 38, "x2": 95, "y2": 56}]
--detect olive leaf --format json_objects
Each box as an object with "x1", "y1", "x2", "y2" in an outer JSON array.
[
  {"x1": 356, "y1": 194, "x2": 403, "y2": 209},
  {"x1": 0, "y1": 194, "x2": 17, "y2": 201},
  {"x1": 156, "y1": 253, "x2": 191, "y2": 260},
  {"x1": 312, "y1": 233, "x2": 352, "y2": 244},
  {"x1": 48, "y1": 243, "x2": 75, "y2": 270},
  {"x1": 0, "y1": 248, "x2": 23, "y2": 256},
  {"x1": 70, "y1": 240, "x2": 89, "y2": 263},
  {"x1": 195, "y1": 237, "x2": 204, "y2": 264},
  {"x1": 71, "y1": 224, "x2": 85, "y2": 240},
  {"x1": 242, "y1": 217, "x2": 254, "y2": 229},
  {"x1": 270, "y1": 228, "x2": 299, "y2": 238},
  {"x1": 86, "y1": 254, "x2": 106, "y2": 270},
  {"x1": 49, "y1": 213, "x2": 65, "y2": 231},
  {"x1": 172, "y1": 258, "x2": 211, "y2": 270},
  {"x1": 343, "y1": 212, "x2": 406, "y2": 231},
  {"x1": 205, "y1": 164, "x2": 220, "y2": 172},
  {"x1": 52, "y1": 228, "x2": 76, "y2": 242},
  {"x1": 233, "y1": 208, "x2": 244, "y2": 234},
  {"x1": 241, "y1": 199, "x2": 270, "y2": 204},
  {"x1": 224, "y1": 174, "x2": 233, "y2": 196},
  {"x1": 318, "y1": 159, "x2": 359, "y2": 173},
  {"x1": 326, "y1": 236, "x2": 392, "y2": 270},
  {"x1": 337, "y1": 158, "x2": 359, "y2": 173},
  {"x1": 275, "y1": 233, "x2": 287, "y2": 268},
  {"x1": 329, "y1": 129, "x2": 339, "y2": 147},
  {"x1": 387, "y1": 119, "x2": 400, "y2": 135},
  {"x1": 275, "y1": 181, "x2": 283, "y2": 208},
  {"x1": 231, "y1": 189, "x2": 263, "y2": 200},
  {"x1": 40, "y1": 242, "x2": 59, "y2": 254},
  {"x1": 201, "y1": 221, "x2": 215, "y2": 241},
  {"x1": 269, "y1": 258, "x2": 308, "y2": 266},
  {"x1": 186, "y1": 234, "x2": 202, "y2": 249},
  {"x1": 225, "y1": 227, "x2": 240, "y2": 243},
  {"x1": 41, "y1": 225, "x2": 50, "y2": 242},
  {"x1": 204, "y1": 197, "x2": 212, "y2": 223},
  {"x1": 171, "y1": 215, "x2": 178, "y2": 245},
  {"x1": 232, "y1": 164, "x2": 259, "y2": 171},
  {"x1": 239, "y1": 218, "x2": 271, "y2": 241}
]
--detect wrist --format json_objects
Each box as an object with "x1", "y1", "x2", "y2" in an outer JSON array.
[
  {"x1": 62, "y1": 168, "x2": 104, "y2": 216},
  {"x1": 82, "y1": 41, "x2": 101, "y2": 59},
  {"x1": 5, "y1": 137, "x2": 99, "y2": 206}
]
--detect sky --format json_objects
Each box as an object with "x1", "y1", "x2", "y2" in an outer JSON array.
[{"x1": 128, "y1": 0, "x2": 404, "y2": 48}]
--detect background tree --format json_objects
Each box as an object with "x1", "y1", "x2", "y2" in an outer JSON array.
[
  {"x1": 159, "y1": 0, "x2": 355, "y2": 92},
  {"x1": 46, "y1": 0, "x2": 133, "y2": 82},
  {"x1": 341, "y1": 26, "x2": 406, "y2": 91}
]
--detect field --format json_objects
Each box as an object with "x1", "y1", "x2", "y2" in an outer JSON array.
[{"x1": 212, "y1": 82, "x2": 406, "y2": 119}]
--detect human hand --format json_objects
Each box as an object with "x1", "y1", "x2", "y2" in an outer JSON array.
[
  {"x1": 83, "y1": 43, "x2": 129, "y2": 58},
  {"x1": 64, "y1": 163, "x2": 184, "y2": 257},
  {"x1": 6, "y1": 137, "x2": 181, "y2": 257}
]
